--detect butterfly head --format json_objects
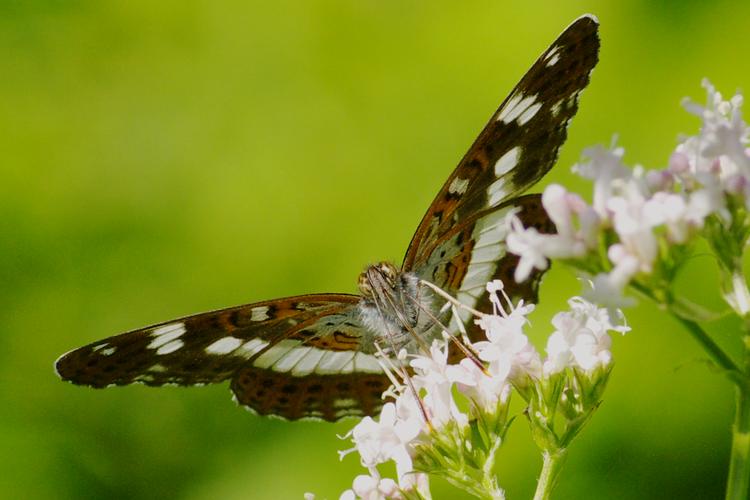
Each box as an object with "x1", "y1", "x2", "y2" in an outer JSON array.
[{"x1": 357, "y1": 261, "x2": 399, "y2": 300}]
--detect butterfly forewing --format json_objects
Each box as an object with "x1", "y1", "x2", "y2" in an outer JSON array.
[
  {"x1": 56, "y1": 15, "x2": 600, "y2": 421},
  {"x1": 403, "y1": 16, "x2": 598, "y2": 329},
  {"x1": 56, "y1": 294, "x2": 390, "y2": 420},
  {"x1": 403, "y1": 15, "x2": 599, "y2": 272}
]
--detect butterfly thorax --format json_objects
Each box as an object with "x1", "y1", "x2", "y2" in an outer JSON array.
[{"x1": 356, "y1": 262, "x2": 441, "y2": 354}]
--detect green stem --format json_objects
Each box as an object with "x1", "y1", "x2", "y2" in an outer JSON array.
[
  {"x1": 726, "y1": 319, "x2": 750, "y2": 500},
  {"x1": 630, "y1": 280, "x2": 750, "y2": 497},
  {"x1": 726, "y1": 386, "x2": 750, "y2": 500},
  {"x1": 669, "y1": 313, "x2": 745, "y2": 386},
  {"x1": 629, "y1": 281, "x2": 744, "y2": 384},
  {"x1": 533, "y1": 449, "x2": 567, "y2": 500},
  {"x1": 479, "y1": 436, "x2": 504, "y2": 499}
]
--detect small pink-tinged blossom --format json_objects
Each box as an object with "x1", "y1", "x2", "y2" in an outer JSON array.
[
  {"x1": 643, "y1": 191, "x2": 713, "y2": 244},
  {"x1": 645, "y1": 169, "x2": 674, "y2": 192},
  {"x1": 607, "y1": 192, "x2": 659, "y2": 273},
  {"x1": 506, "y1": 218, "x2": 550, "y2": 282},
  {"x1": 669, "y1": 152, "x2": 691, "y2": 174},
  {"x1": 680, "y1": 80, "x2": 749, "y2": 189},
  {"x1": 541, "y1": 184, "x2": 601, "y2": 253},
  {"x1": 725, "y1": 174, "x2": 748, "y2": 194},
  {"x1": 544, "y1": 297, "x2": 626, "y2": 374}
]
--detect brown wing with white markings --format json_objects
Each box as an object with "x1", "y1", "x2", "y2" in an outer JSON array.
[
  {"x1": 403, "y1": 15, "x2": 599, "y2": 323},
  {"x1": 56, "y1": 294, "x2": 390, "y2": 421}
]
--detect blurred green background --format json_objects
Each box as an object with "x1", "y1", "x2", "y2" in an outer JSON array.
[{"x1": 2, "y1": 1, "x2": 750, "y2": 499}]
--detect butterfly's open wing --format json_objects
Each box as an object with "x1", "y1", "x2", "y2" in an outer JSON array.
[
  {"x1": 403, "y1": 16, "x2": 599, "y2": 321},
  {"x1": 56, "y1": 294, "x2": 389, "y2": 421}
]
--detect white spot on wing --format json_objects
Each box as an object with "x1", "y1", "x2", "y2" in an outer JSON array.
[
  {"x1": 273, "y1": 346, "x2": 313, "y2": 372},
  {"x1": 551, "y1": 100, "x2": 563, "y2": 117},
  {"x1": 253, "y1": 339, "x2": 299, "y2": 368},
  {"x1": 340, "y1": 357, "x2": 355, "y2": 374},
  {"x1": 237, "y1": 338, "x2": 269, "y2": 358},
  {"x1": 250, "y1": 306, "x2": 270, "y2": 322},
  {"x1": 494, "y1": 147, "x2": 520, "y2": 176},
  {"x1": 333, "y1": 398, "x2": 358, "y2": 409},
  {"x1": 99, "y1": 346, "x2": 116, "y2": 356},
  {"x1": 545, "y1": 46, "x2": 561, "y2": 66},
  {"x1": 335, "y1": 408, "x2": 360, "y2": 418},
  {"x1": 316, "y1": 351, "x2": 355, "y2": 374},
  {"x1": 518, "y1": 102, "x2": 542, "y2": 125},
  {"x1": 205, "y1": 337, "x2": 243, "y2": 354},
  {"x1": 148, "y1": 322, "x2": 186, "y2": 349},
  {"x1": 353, "y1": 352, "x2": 383, "y2": 374},
  {"x1": 497, "y1": 94, "x2": 539, "y2": 124},
  {"x1": 448, "y1": 177, "x2": 469, "y2": 195},
  {"x1": 152, "y1": 322, "x2": 186, "y2": 337},
  {"x1": 450, "y1": 205, "x2": 514, "y2": 327},
  {"x1": 149, "y1": 364, "x2": 167, "y2": 372},
  {"x1": 292, "y1": 347, "x2": 327, "y2": 376},
  {"x1": 487, "y1": 147, "x2": 521, "y2": 206},
  {"x1": 156, "y1": 339, "x2": 184, "y2": 355}
]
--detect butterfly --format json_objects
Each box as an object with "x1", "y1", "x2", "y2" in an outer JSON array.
[{"x1": 56, "y1": 15, "x2": 600, "y2": 422}]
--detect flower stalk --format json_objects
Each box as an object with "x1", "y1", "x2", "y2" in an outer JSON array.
[
  {"x1": 533, "y1": 449, "x2": 568, "y2": 500},
  {"x1": 726, "y1": 384, "x2": 750, "y2": 500}
]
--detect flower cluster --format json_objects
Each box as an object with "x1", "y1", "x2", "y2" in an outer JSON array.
[
  {"x1": 507, "y1": 80, "x2": 750, "y2": 315},
  {"x1": 337, "y1": 280, "x2": 625, "y2": 499}
]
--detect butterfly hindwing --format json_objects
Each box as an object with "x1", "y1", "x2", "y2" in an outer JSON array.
[{"x1": 232, "y1": 367, "x2": 390, "y2": 421}]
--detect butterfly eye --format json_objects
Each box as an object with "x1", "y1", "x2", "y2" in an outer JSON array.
[
  {"x1": 358, "y1": 271, "x2": 374, "y2": 299},
  {"x1": 377, "y1": 262, "x2": 398, "y2": 288}
]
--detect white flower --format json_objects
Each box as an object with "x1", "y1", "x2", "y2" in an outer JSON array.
[
  {"x1": 505, "y1": 185, "x2": 601, "y2": 282},
  {"x1": 642, "y1": 190, "x2": 717, "y2": 243},
  {"x1": 346, "y1": 402, "x2": 421, "y2": 476},
  {"x1": 573, "y1": 143, "x2": 631, "y2": 219},
  {"x1": 606, "y1": 179, "x2": 660, "y2": 273},
  {"x1": 544, "y1": 296, "x2": 628, "y2": 374},
  {"x1": 448, "y1": 357, "x2": 511, "y2": 413},
  {"x1": 410, "y1": 341, "x2": 468, "y2": 428},
  {"x1": 505, "y1": 216, "x2": 551, "y2": 282},
  {"x1": 473, "y1": 294, "x2": 542, "y2": 381},
  {"x1": 541, "y1": 184, "x2": 601, "y2": 254},
  {"x1": 341, "y1": 473, "x2": 401, "y2": 500},
  {"x1": 678, "y1": 80, "x2": 750, "y2": 200}
]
